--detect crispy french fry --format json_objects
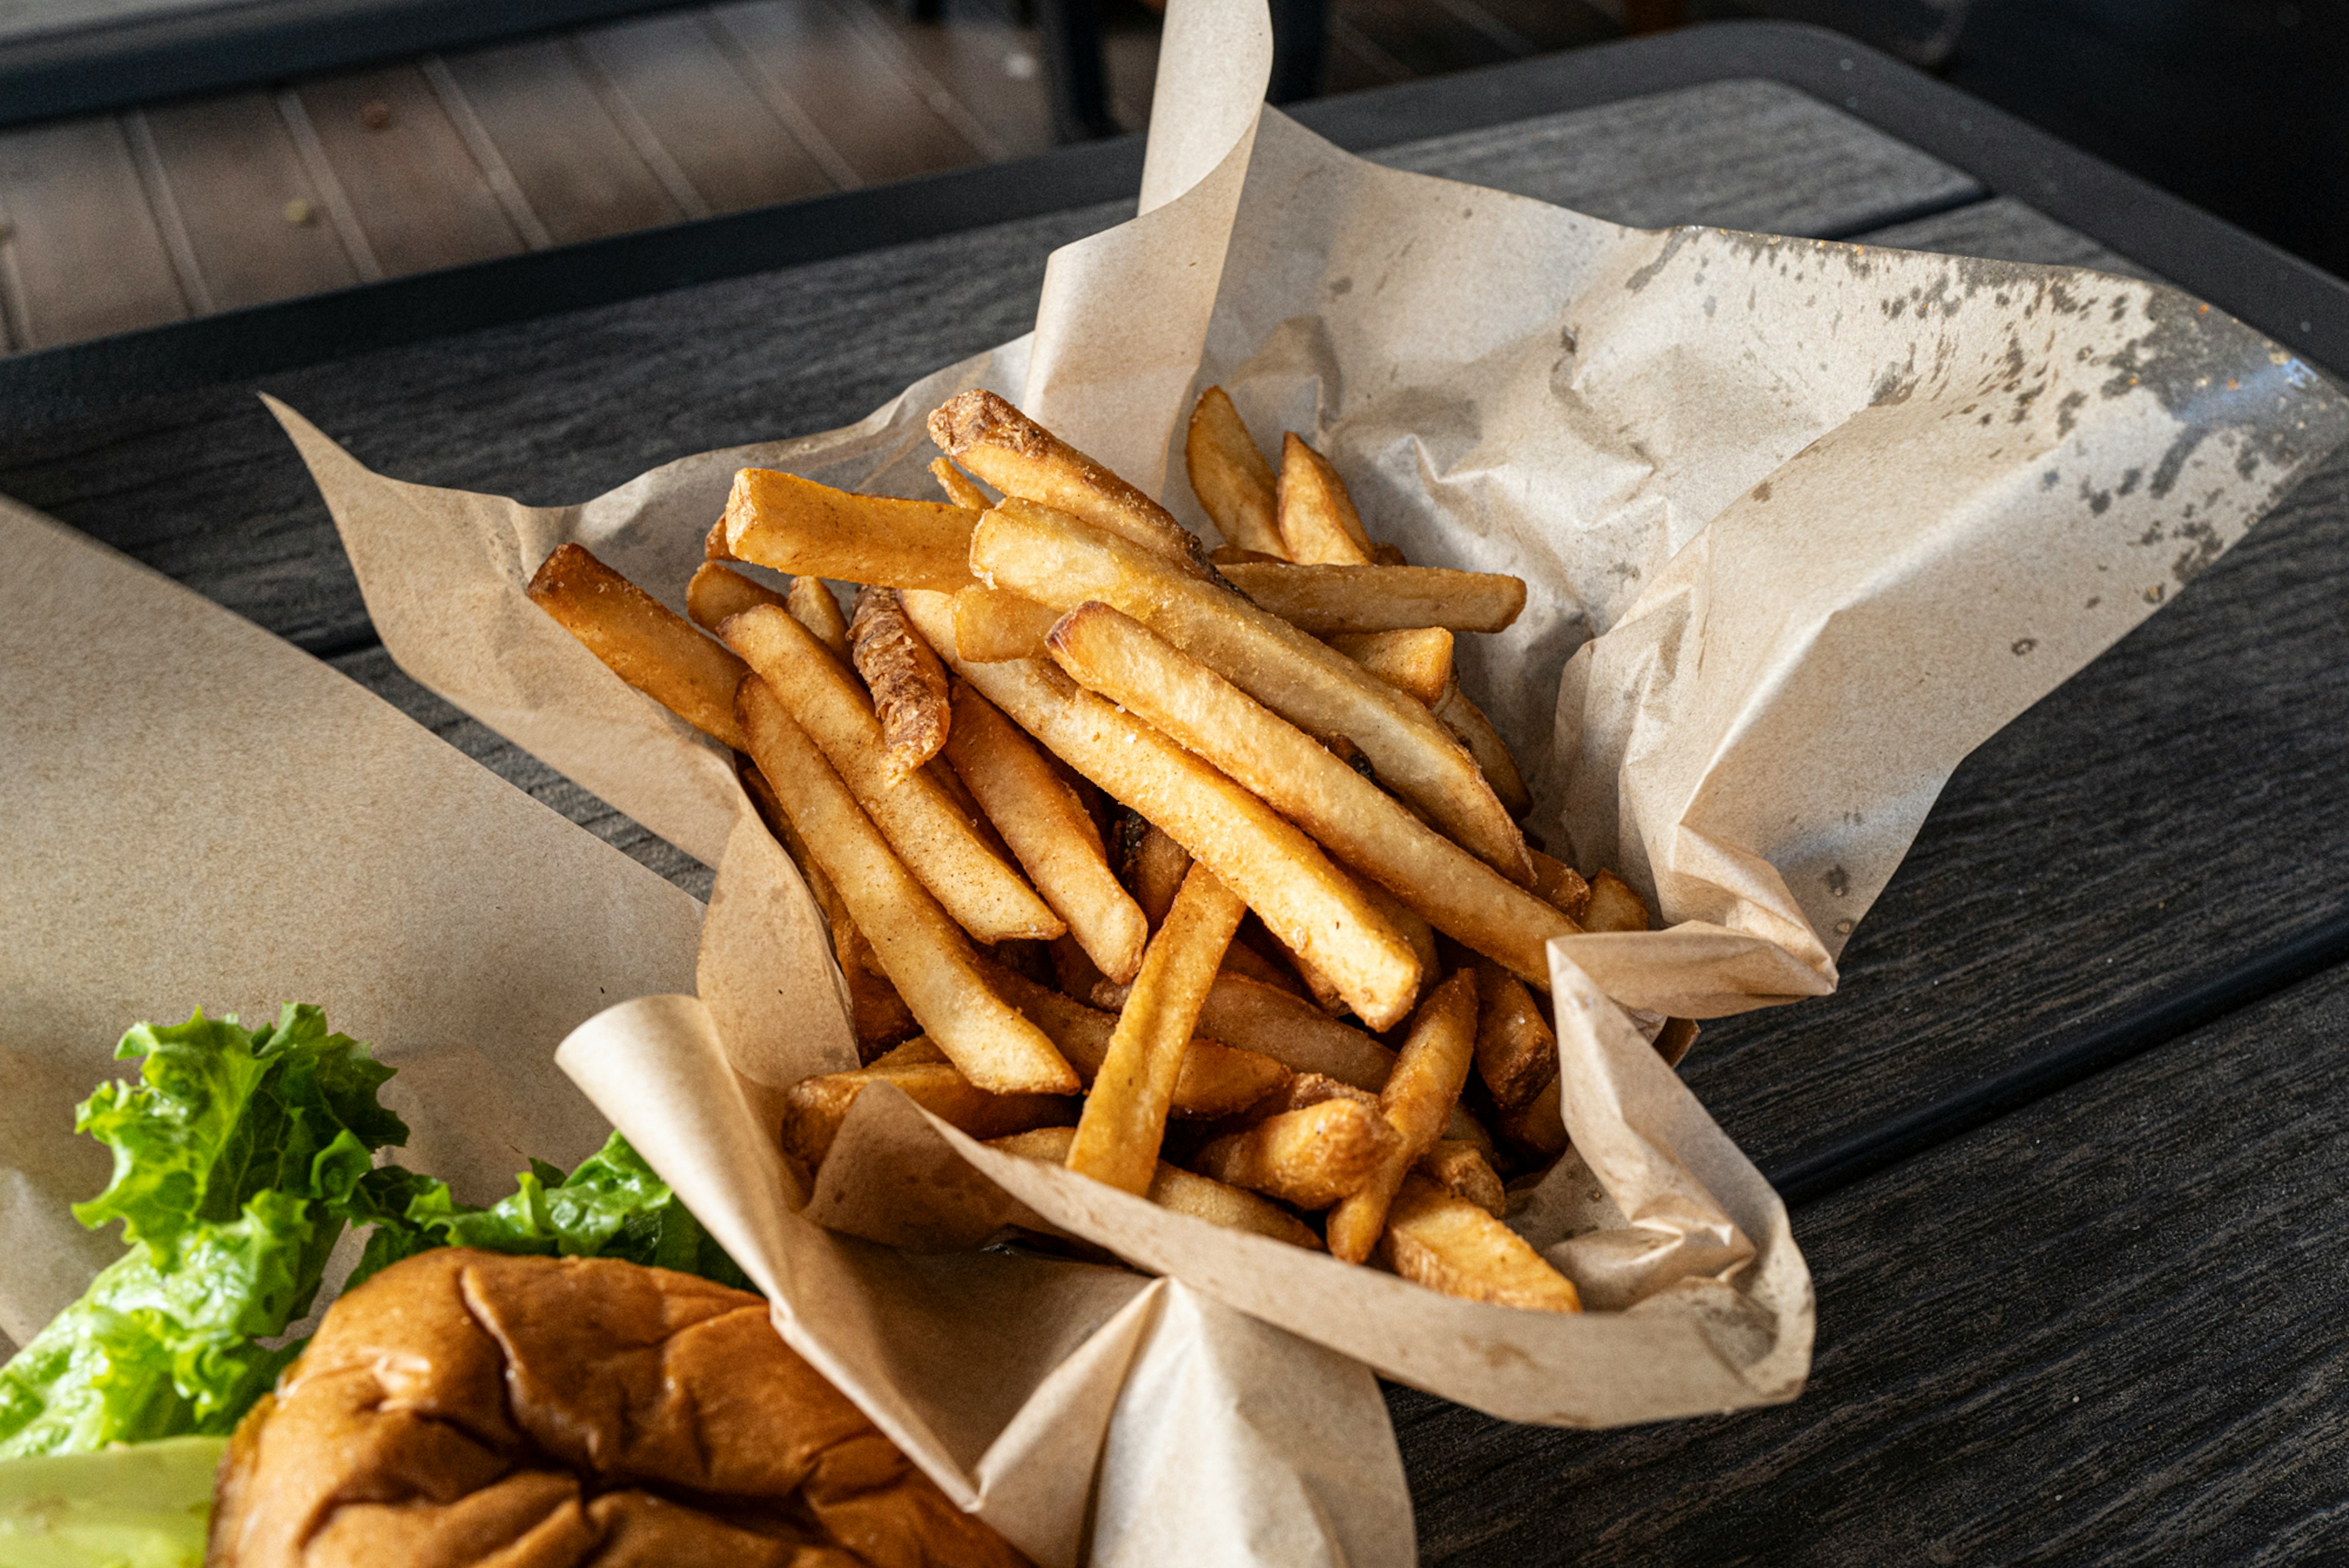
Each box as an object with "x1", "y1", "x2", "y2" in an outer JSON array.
[
  {"x1": 1495, "y1": 1072, "x2": 1567, "y2": 1160},
  {"x1": 726, "y1": 606, "x2": 1063, "y2": 943},
  {"x1": 990, "y1": 1127, "x2": 1321, "y2": 1249},
  {"x1": 1383, "y1": 1173, "x2": 1580, "y2": 1311},
  {"x1": 1277, "y1": 433, "x2": 1375, "y2": 565},
  {"x1": 704, "y1": 518, "x2": 731, "y2": 560},
  {"x1": 930, "y1": 390, "x2": 1220, "y2": 581},
  {"x1": 1209, "y1": 544, "x2": 1287, "y2": 566},
  {"x1": 1527, "y1": 848, "x2": 1592, "y2": 923},
  {"x1": 787, "y1": 576, "x2": 852, "y2": 658},
  {"x1": 781, "y1": 1052, "x2": 1072, "y2": 1169},
  {"x1": 688, "y1": 561, "x2": 788, "y2": 634},
  {"x1": 1444, "y1": 1102, "x2": 1499, "y2": 1163},
  {"x1": 527, "y1": 543, "x2": 747, "y2": 749},
  {"x1": 1274, "y1": 932, "x2": 1348, "y2": 1016},
  {"x1": 1326, "y1": 969, "x2": 1479, "y2": 1263},
  {"x1": 1473, "y1": 959, "x2": 1558, "y2": 1112},
  {"x1": 1416, "y1": 1139, "x2": 1507, "y2": 1219},
  {"x1": 1068, "y1": 862, "x2": 1248, "y2": 1194},
  {"x1": 1218, "y1": 562, "x2": 1526, "y2": 634},
  {"x1": 1186, "y1": 387, "x2": 1285, "y2": 557},
  {"x1": 902, "y1": 608, "x2": 1424, "y2": 1030},
  {"x1": 1044, "y1": 602, "x2": 1575, "y2": 986},
  {"x1": 1121, "y1": 821, "x2": 1193, "y2": 932},
  {"x1": 946, "y1": 681, "x2": 1149, "y2": 984},
  {"x1": 724, "y1": 469, "x2": 976, "y2": 591},
  {"x1": 930, "y1": 456, "x2": 991, "y2": 510},
  {"x1": 1219, "y1": 932, "x2": 1302, "y2": 994},
  {"x1": 1327, "y1": 627, "x2": 1454, "y2": 706},
  {"x1": 849, "y1": 586, "x2": 952, "y2": 778},
  {"x1": 1434, "y1": 683, "x2": 1532, "y2": 818},
  {"x1": 952, "y1": 587, "x2": 1060, "y2": 663},
  {"x1": 1359, "y1": 876, "x2": 1440, "y2": 982},
  {"x1": 986, "y1": 962, "x2": 1287, "y2": 1117},
  {"x1": 1050, "y1": 932, "x2": 1108, "y2": 998},
  {"x1": 1190, "y1": 1098, "x2": 1401, "y2": 1210},
  {"x1": 979, "y1": 505, "x2": 1531, "y2": 883},
  {"x1": 1100, "y1": 973, "x2": 1398, "y2": 1093},
  {"x1": 735, "y1": 676, "x2": 1077, "y2": 1094},
  {"x1": 1584, "y1": 869, "x2": 1652, "y2": 933}
]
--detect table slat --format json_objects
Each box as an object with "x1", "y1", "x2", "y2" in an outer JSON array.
[
  {"x1": 288, "y1": 65, "x2": 527, "y2": 278},
  {"x1": 0, "y1": 114, "x2": 187, "y2": 349},
  {"x1": 137, "y1": 91, "x2": 365, "y2": 313}
]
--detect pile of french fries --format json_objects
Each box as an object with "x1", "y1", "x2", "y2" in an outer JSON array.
[{"x1": 528, "y1": 387, "x2": 1682, "y2": 1313}]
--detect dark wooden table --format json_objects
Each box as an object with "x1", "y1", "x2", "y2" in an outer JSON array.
[{"x1": 6, "y1": 23, "x2": 2345, "y2": 1563}]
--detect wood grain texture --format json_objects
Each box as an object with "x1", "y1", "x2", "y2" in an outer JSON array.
[
  {"x1": 138, "y1": 91, "x2": 362, "y2": 312},
  {"x1": 1394, "y1": 960, "x2": 2349, "y2": 1564},
  {"x1": 291, "y1": 65, "x2": 525, "y2": 278},
  {"x1": 0, "y1": 113, "x2": 187, "y2": 347},
  {"x1": 851, "y1": 0, "x2": 1052, "y2": 162}
]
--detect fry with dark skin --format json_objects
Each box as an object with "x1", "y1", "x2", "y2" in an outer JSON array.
[{"x1": 849, "y1": 585, "x2": 952, "y2": 778}]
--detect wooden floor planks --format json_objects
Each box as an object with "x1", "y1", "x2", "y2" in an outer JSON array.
[
  {"x1": 291, "y1": 65, "x2": 526, "y2": 277},
  {"x1": 135, "y1": 92, "x2": 362, "y2": 311},
  {"x1": 0, "y1": 113, "x2": 185, "y2": 348}
]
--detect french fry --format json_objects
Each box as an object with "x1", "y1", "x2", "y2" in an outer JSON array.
[
  {"x1": 703, "y1": 517, "x2": 732, "y2": 560},
  {"x1": 1359, "y1": 876, "x2": 1440, "y2": 981},
  {"x1": 1218, "y1": 562, "x2": 1526, "y2": 634},
  {"x1": 1527, "y1": 848, "x2": 1591, "y2": 922},
  {"x1": 1209, "y1": 544, "x2": 1286, "y2": 566},
  {"x1": 1067, "y1": 862, "x2": 1248, "y2": 1194},
  {"x1": 985, "y1": 962, "x2": 1287, "y2": 1117},
  {"x1": 725, "y1": 606, "x2": 1063, "y2": 943},
  {"x1": 1186, "y1": 387, "x2": 1285, "y2": 557},
  {"x1": 1277, "y1": 433, "x2": 1375, "y2": 565},
  {"x1": 900, "y1": 608, "x2": 1425, "y2": 1030},
  {"x1": 1416, "y1": 1139, "x2": 1507, "y2": 1219},
  {"x1": 946, "y1": 681, "x2": 1149, "y2": 984},
  {"x1": 527, "y1": 543, "x2": 747, "y2": 750},
  {"x1": 1219, "y1": 932, "x2": 1302, "y2": 994},
  {"x1": 1434, "y1": 683, "x2": 1532, "y2": 818},
  {"x1": 929, "y1": 390, "x2": 1220, "y2": 581},
  {"x1": 1120, "y1": 820, "x2": 1193, "y2": 932},
  {"x1": 1044, "y1": 603, "x2": 1575, "y2": 986},
  {"x1": 1584, "y1": 869, "x2": 1652, "y2": 932},
  {"x1": 1327, "y1": 627, "x2": 1454, "y2": 706},
  {"x1": 724, "y1": 469, "x2": 976, "y2": 590},
  {"x1": 1382, "y1": 1173, "x2": 1580, "y2": 1312},
  {"x1": 976, "y1": 504, "x2": 1532, "y2": 883},
  {"x1": 781, "y1": 1050, "x2": 1072, "y2": 1169},
  {"x1": 990, "y1": 1128, "x2": 1321, "y2": 1250},
  {"x1": 687, "y1": 561, "x2": 788, "y2": 633},
  {"x1": 1099, "y1": 973, "x2": 1398, "y2": 1093},
  {"x1": 849, "y1": 586, "x2": 952, "y2": 778},
  {"x1": 952, "y1": 587, "x2": 1060, "y2": 663},
  {"x1": 1190, "y1": 1098, "x2": 1401, "y2": 1211},
  {"x1": 735, "y1": 676, "x2": 1077, "y2": 1094},
  {"x1": 1051, "y1": 932, "x2": 1108, "y2": 998},
  {"x1": 1495, "y1": 1072, "x2": 1567, "y2": 1160},
  {"x1": 930, "y1": 456, "x2": 992, "y2": 511},
  {"x1": 1326, "y1": 968, "x2": 1479, "y2": 1263},
  {"x1": 1472, "y1": 959, "x2": 1558, "y2": 1112},
  {"x1": 787, "y1": 576, "x2": 852, "y2": 658}
]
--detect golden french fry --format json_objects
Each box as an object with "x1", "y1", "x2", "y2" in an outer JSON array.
[
  {"x1": 724, "y1": 469, "x2": 976, "y2": 591},
  {"x1": 1050, "y1": 932, "x2": 1108, "y2": 998},
  {"x1": 946, "y1": 682, "x2": 1149, "y2": 984},
  {"x1": 703, "y1": 517, "x2": 732, "y2": 560},
  {"x1": 1067, "y1": 862, "x2": 1248, "y2": 1194},
  {"x1": 1495, "y1": 1072, "x2": 1567, "y2": 1160},
  {"x1": 929, "y1": 390, "x2": 1220, "y2": 579},
  {"x1": 930, "y1": 456, "x2": 992, "y2": 510},
  {"x1": 727, "y1": 606, "x2": 1063, "y2": 943},
  {"x1": 1384, "y1": 1173, "x2": 1580, "y2": 1311},
  {"x1": 1473, "y1": 959, "x2": 1557, "y2": 1112},
  {"x1": 1120, "y1": 819, "x2": 1193, "y2": 932},
  {"x1": 527, "y1": 543, "x2": 746, "y2": 749},
  {"x1": 1274, "y1": 931, "x2": 1349, "y2": 1016},
  {"x1": 1186, "y1": 387, "x2": 1285, "y2": 557},
  {"x1": 1190, "y1": 1098, "x2": 1401, "y2": 1210},
  {"x1": 1527, "y1": 848, "x2": 1591, "y2": 922},
  {"x1": 1220, "y1": 931, "x2": 1306, "y2": 995},
  {"x1": 781, "y1": 1051, "x2": 1072, "y2": 1169},
  {"x1": 849, "y1": 586, "x2": 952, "y2": 778},
  {"x1": 787, "y1": 575, "x2": 851, "y2": 658},
  {"x1": 1434, "y1": 683, "x2": 1532, "y2": 819},
  {"x1": 1100, "y1": 973, "x2": 1397, "y2": 1093},
  {"x1": 985, "y1": 962, "x2": 1287, "y2": 1117},
  {"x1": 1359, "y1": 876, "x2": 1439, "y2": 983},
  {"x1": 1326, "y1": 968, "x2": 1479, "y2": 1263},
  {"x1": 901, "y1": 607, "x2": 1424, "y2": 1030},
  {"x1": 735, "y1": 675, "x2": 1077, "y2": 1094},
  {"x1": 990, "y1": 1127, "x2": 1321, "y2": 1249},
  {"x1": 979, "y1": 505, "x2": 1532, "y2": 883},
  {"x1": 1327, "y1": 627, "x2": 1453, "y2": 706},
  {"x1": 1209, "y1": 544, "x2": 1287, "y2": 566},
  {"x1": 1277, "y1": 433, "x2": 1375, "y2": 565},
  {"x1": 952, "y1": 587, "x2": 1060, "y2": 663},
  {"x1": 688, "y1": 561, "x2": 788, "y2": 634},
  {"x1": 1584, "y1": 869, "x2": 1652, "y2": 933},
  {"x1": 1219, "y1": 561, "x2": 1526, "y2": 634},
  {"x1": 1044, "y1": 602, "x2": 1574, "y2": 986},
  {"x1": 1416, "y1": 1139, "x2": 1507, "y2": 1219}
]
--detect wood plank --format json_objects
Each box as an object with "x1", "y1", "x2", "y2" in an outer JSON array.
[
  {"x1": 0, "y1": 113, "x2": 186, "y2": 348},
  {"x1": 1395, "y1": 958, "x2": 2349, "y2": 1564},
  {"x1": 573, "y1": 10, "x2": 839, "y2": 215},
  {"x1": 848, "y1": 0, "x2": 1052, "y2": 162},
  {"x1": 707, "y1": 0, "x2": 987, "y2": 187},
  {"x1": 291, "y1": 64, "x2": 525, "y2": 278},
  {"x1": 136, "y1": 90, "x2": 362, "y2": 313},
  {"x1": 434, "y1": 39, "x2": 687, "y2": 248}
]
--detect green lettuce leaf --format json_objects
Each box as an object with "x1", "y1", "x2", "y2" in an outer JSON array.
[{"x1": 0, "y1": 1435, "x2": 225, "y2": 1568}]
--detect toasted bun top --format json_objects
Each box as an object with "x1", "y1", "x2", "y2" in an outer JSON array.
[{"x1": 208, "y1": 1248, "x2": 1030, "y2": 1568}]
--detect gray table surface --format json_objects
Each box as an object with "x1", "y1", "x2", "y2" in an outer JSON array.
[{"x1": 4, "y1": 73, "x2": 2343, "y2": 1564}]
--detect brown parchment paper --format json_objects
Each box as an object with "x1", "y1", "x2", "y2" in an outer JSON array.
[{"x1": 259, "y1": 0, "x2": 2346, "y2": 1554}]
